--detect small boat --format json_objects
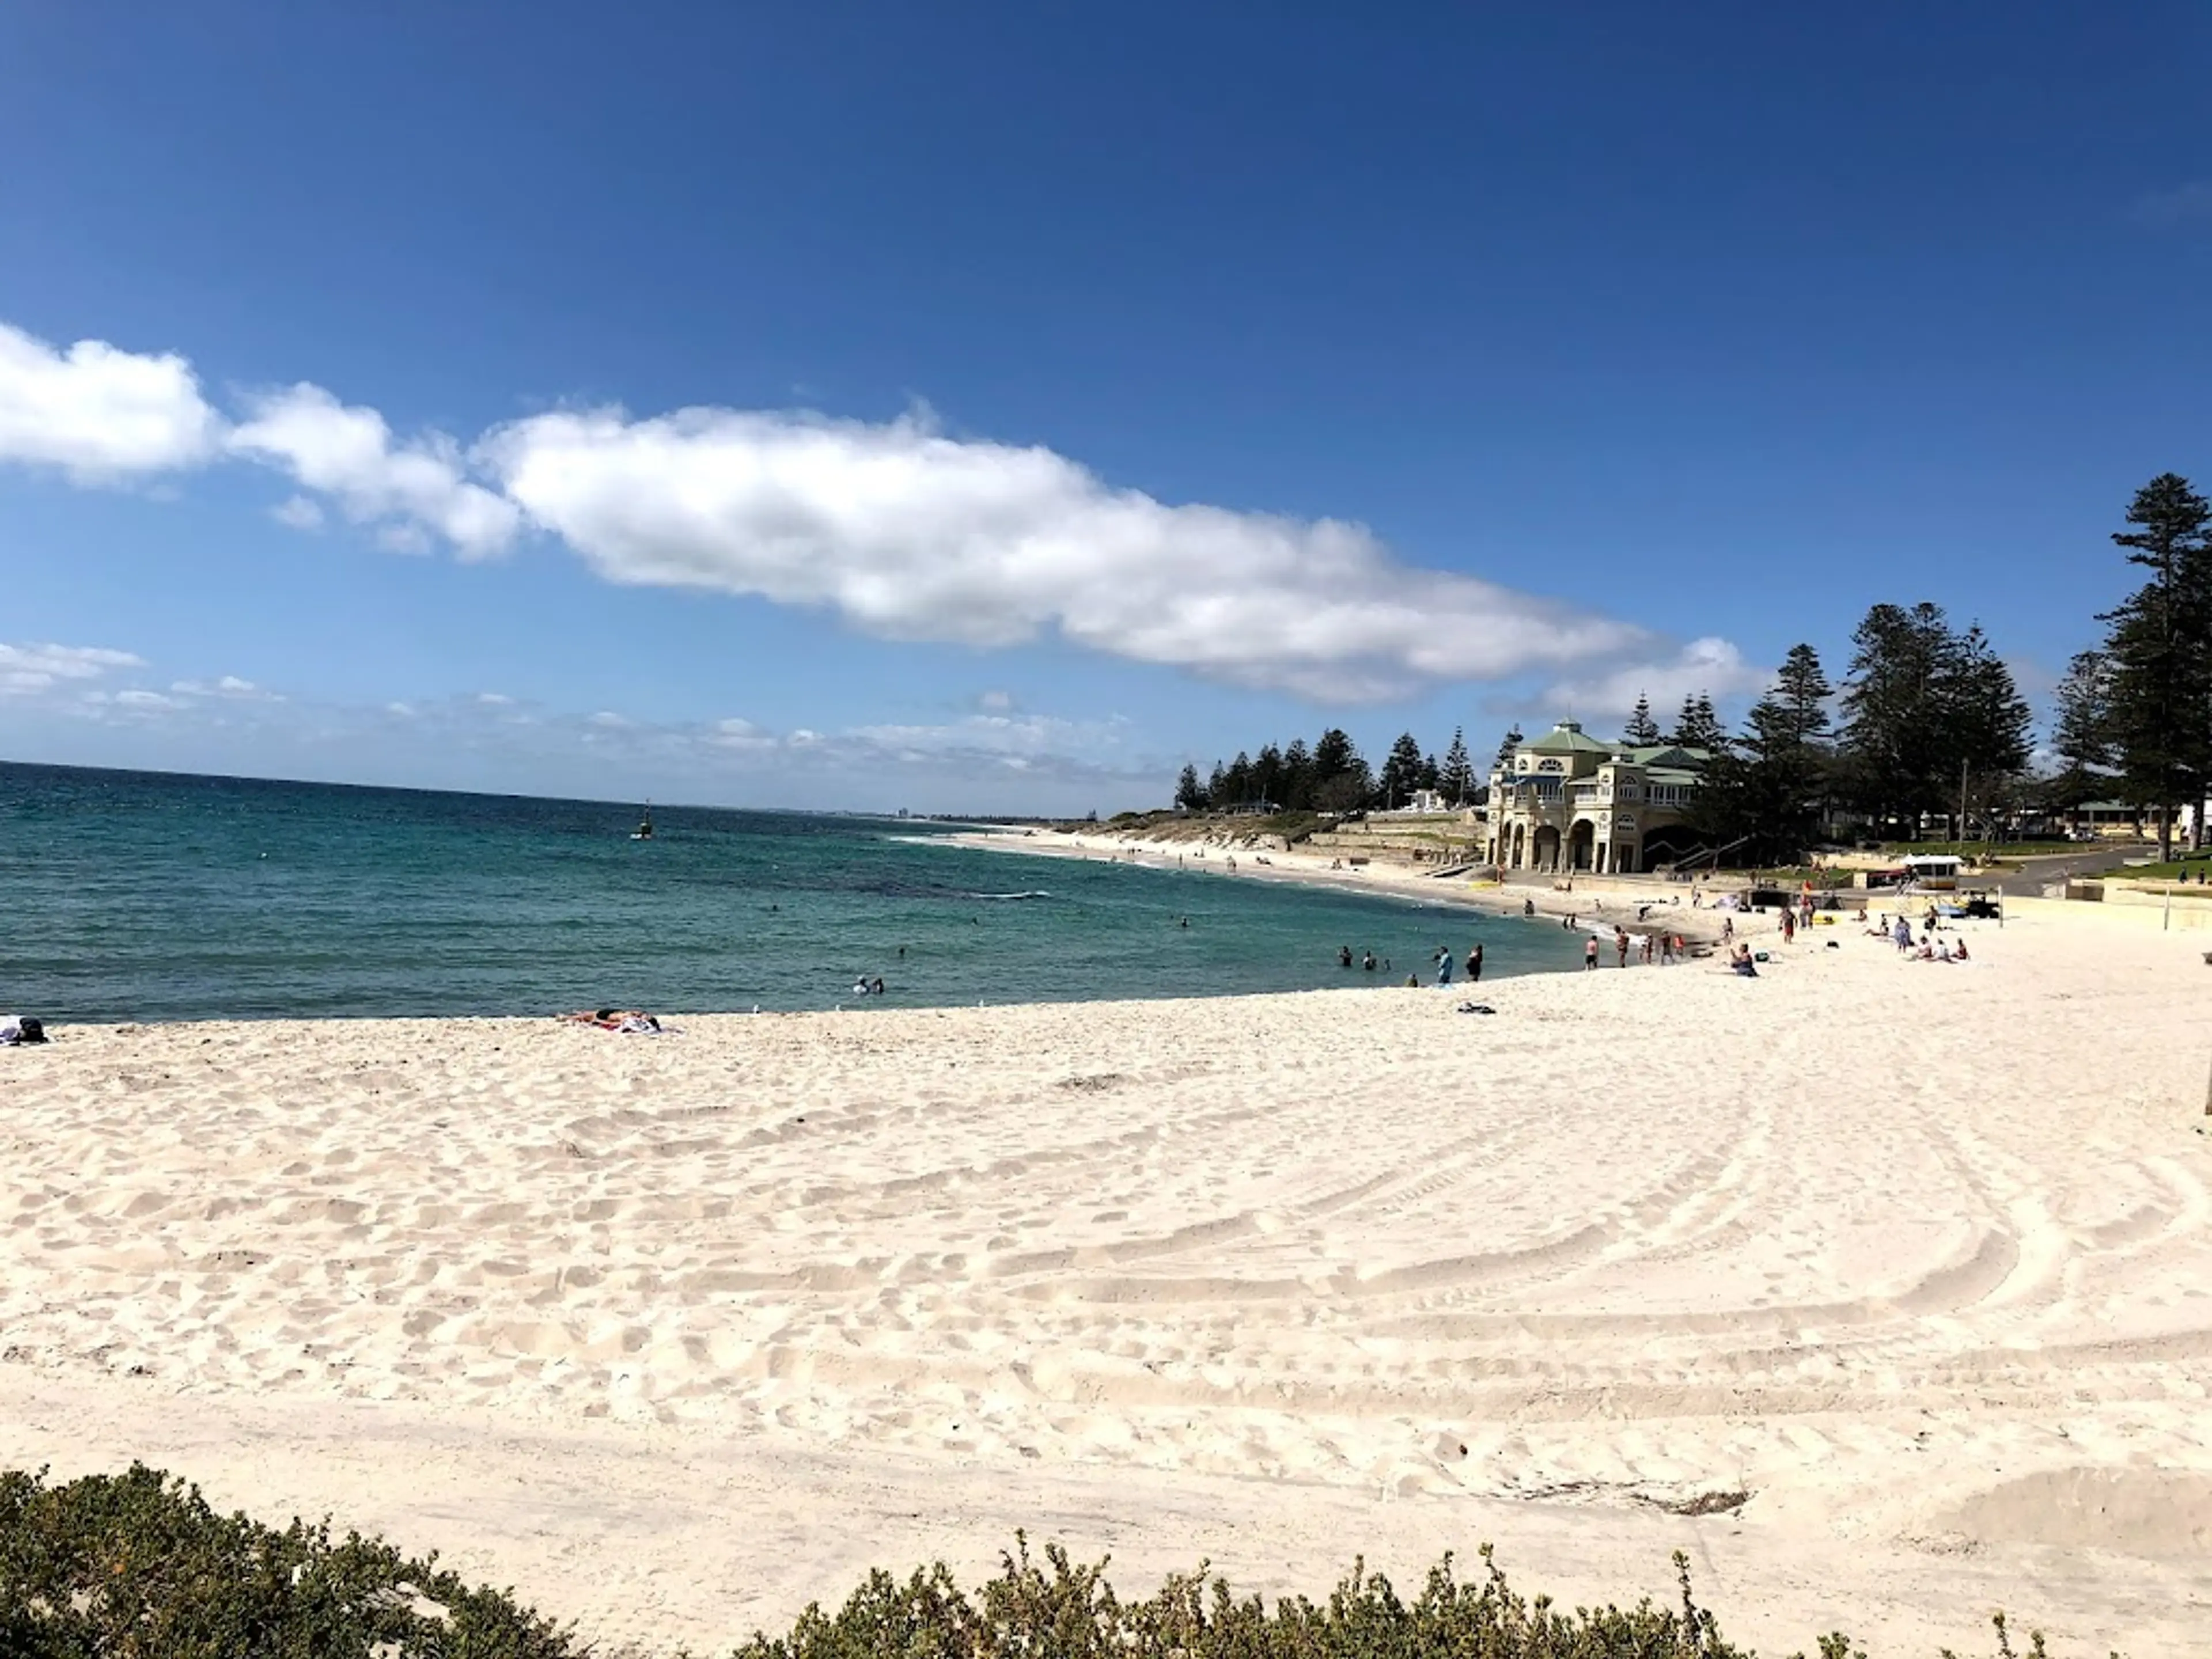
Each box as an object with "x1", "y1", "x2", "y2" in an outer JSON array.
[{"x1": 631, "y1": 804, "x2": 654, "y2": 840}]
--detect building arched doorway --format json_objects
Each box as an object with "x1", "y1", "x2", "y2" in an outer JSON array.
[
  {"x1": 1567, "y1": 819, "x2": 1596, "y2": 872},
  {"x1": 1531, "y1": 825, "x2": 1561, "y2": 870}
]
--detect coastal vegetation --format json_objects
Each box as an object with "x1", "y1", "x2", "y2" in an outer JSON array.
[
  {"x1": 1166, "y1": 471, "x2": 2211, "y2": 869},
  {"x1": 0, "y1": 1464, "x2": 2089, "y2": 1659},
  {"x1": 1695, "y1": 471, "x2": 2212, "y2": 862},
  {"x1": 2054, "y1": 472, "x2": 2212, "y2": 859}
]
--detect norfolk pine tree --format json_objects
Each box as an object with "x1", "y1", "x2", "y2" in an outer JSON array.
[
  {"x1": 1440, "y1": 727, "x2": 1474, "y2": 803},
  {"x1": 1378, "y1": 731, "x2": 1426, "y2": 808},
  {"x1": 1622, "y1": 694, "x2": 1662, "y2": 746},
  {"x1": 2096, "y1": 473, "x2": 2212, "y2": 856},
  {"x1": 1670, "y1": 693, "x2": 1728, "y2": 751},
  {"x1": 2046, "y1": 650, "x2": 2116, "y2": 823}
]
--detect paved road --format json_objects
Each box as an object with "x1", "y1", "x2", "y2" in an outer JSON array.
[{"x1": 1988, "y1": 842, "x2": 2169, "y2": 897}]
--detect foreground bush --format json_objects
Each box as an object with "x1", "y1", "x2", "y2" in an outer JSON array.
[
  {"x1": 739, "y1": 1536, "x2": 1766, "y2": 1659},
  {"x1": 0, "y1": 1465, "x2": 2088, "y2": 1658},
  {"x1": 0, "y1": 1464, "x2": 575, "y2": 1658}
]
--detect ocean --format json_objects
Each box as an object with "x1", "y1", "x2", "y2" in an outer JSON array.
[{"x1": 0, "y1": 762, "x2": 1582, "y2": 1022}]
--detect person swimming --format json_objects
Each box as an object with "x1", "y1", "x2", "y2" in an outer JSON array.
[{"x1": 1362, "y1": 950, "x2": 1376, "y2": 971}]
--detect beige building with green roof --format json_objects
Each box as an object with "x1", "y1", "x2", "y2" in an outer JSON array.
[{"x1": 1484, "y1": 719, "x2": 1712, "y2": 874}]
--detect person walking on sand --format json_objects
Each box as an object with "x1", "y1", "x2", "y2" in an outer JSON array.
[
  {"x1": 1467, "y1": 942, "x2": 1483, "y2": 983},
  {"x1": 1722, "y1": 915, "x2": 1734, "y2": 944},
  {"x1": 1615, "y1": 928, "x2": 1629, "y2": 967},
  {"x1": 1659, "y1": 931, "x2": 1675, "y2": 965},
  {"x1": 1436, "y1": 950, "x2": 1455, "y2": 987},
  {"x1": 1584, "y1": 934, "x2": 1600, "y2": 971}
]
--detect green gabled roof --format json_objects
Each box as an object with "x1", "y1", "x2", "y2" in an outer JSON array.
[
  {"x1": 1520, "y1": 721, "x2": 1615, "y2": 755},
  {"x1": 1643, "y1": 767, "x2": 1702, "y2": 785},
  {"x1": 1625, "y1": 744, "x2": 1710, "y2": 766}
]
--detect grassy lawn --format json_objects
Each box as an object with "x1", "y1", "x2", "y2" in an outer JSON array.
[{"x1": 2107, "y1": 854, "x2": 2212, "y2": 882}]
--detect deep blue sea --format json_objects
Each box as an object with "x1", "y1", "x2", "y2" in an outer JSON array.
[{"x1": 0, "y1": 762, "x2": 1581, "y2": 1021}]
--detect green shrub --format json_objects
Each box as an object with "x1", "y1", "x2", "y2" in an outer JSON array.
[
  {"x1": 740, "y1": 1535, "x2": 1756, "y2": 1659},
  {"x1": 0, "y1": 1463, "x2": 577, "y2": 1658},
  {"x1": 0, "y1": 1469, "x2": 2099, "y2": 1658}
]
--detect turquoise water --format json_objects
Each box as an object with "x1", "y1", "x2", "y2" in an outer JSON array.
[{"x1": 0, "y1": 762, "x2": 1581, "y2": 1021}]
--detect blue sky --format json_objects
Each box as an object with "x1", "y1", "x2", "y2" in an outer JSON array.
[{"x1": 3, "y1": 3, "x2": 2209, "y2": 812}]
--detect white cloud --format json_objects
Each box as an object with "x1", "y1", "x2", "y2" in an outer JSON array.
[
  {"x1": 710, "y1": 716, "x2": 777, "y2": 752},
  {"x1": 477, "y1": 691, "x2": 514, "y2": 704},
  {"x1": 0, "y1": 323, "x2": 222, "y2": 479},
  {"x1": 2, "y1": 312, "x2": 1750, "y2": 703},
  {"x1": 171, "y1": 674, "x2": 276, "y2": 701},
  {"x1": 588, "y1": 710, "x2": 629, "y2": 728},
  {"x1": 385, "y1": 701, "x2": 416, "y2": 717},
  {"x1": 0, "y1": 641, "x2": 146, "y2": 695},
  {"x1": 113, "y1": 688, "x2": 180, "y2": 709},
  {"x1": 270, "y1": 494, "x2": 325, "y2": 531},
  {"x1": 228, "y1": 382, "x2": 521, "y2": 558},
  {"x1": 1538, "y1": 637, "x2": 1769, "y2": 723},
  {"x1": 848, "y1": 710, "x2": 1129, "y2": 763},
  {"x1": 479, "y1": 406, "x2": 1651, "y2": 700}
]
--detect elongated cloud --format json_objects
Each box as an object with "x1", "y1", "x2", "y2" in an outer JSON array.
[
  {"x1": 0, "y1": 323, "x2": 220, "y2": 478},
  {"x1": 480, "y1": 407, "x2": 1648, "y2": 698},
  {"x1": 0, "y1": 641, "x2": 146, "y2": 695},
  {"x1": 228, "y1": 384, "x2": 520, "y2": 558},
  {"x1": 2, "y1": 317, "x2": 1730, "y2": 701}
]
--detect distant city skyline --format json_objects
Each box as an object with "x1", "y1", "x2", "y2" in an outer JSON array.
[{"x1": 5, "y1": 5, "x2": 2209, "y2": 812}]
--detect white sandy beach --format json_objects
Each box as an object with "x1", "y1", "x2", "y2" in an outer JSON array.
[{"x1": 5, "y1": 912, "x2": 2211, "y2": 1654}]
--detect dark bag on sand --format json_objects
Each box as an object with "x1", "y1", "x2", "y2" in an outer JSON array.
[{"x1": 16, "y1": 1017, "x2": 46, "y2": 1044}]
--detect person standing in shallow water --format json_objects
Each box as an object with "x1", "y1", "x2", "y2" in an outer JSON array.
[
  {"x1": 1467, "y1": 942, "x2": 1483, "y2": 983},
  {"x1": 1583, "y1": 934, "x2": 1600, "y2": 971},
  {"x1": 1435, "y1": 950, "x2": 1455, "y2": 987}
]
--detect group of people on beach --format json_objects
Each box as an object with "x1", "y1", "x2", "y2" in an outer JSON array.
[
  {"x1": 1863, "y1": 910, "x2": 1971, "y2": 961},
  {"x1": 1579, "y1": 924, "x2": 1686, "y2": 968},
  {"x1": 1335, "y1": 941, "x2": 1487, "y2": 988}
]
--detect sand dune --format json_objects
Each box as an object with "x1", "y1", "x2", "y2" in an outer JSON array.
[{"x1": 5, "y1": 911, "x2": 2211, "y2": 1653}]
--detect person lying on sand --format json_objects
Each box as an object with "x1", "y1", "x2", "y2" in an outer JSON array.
[{"x1": 559, "y1": 1009, "x2": 670, "y2": 1033}]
